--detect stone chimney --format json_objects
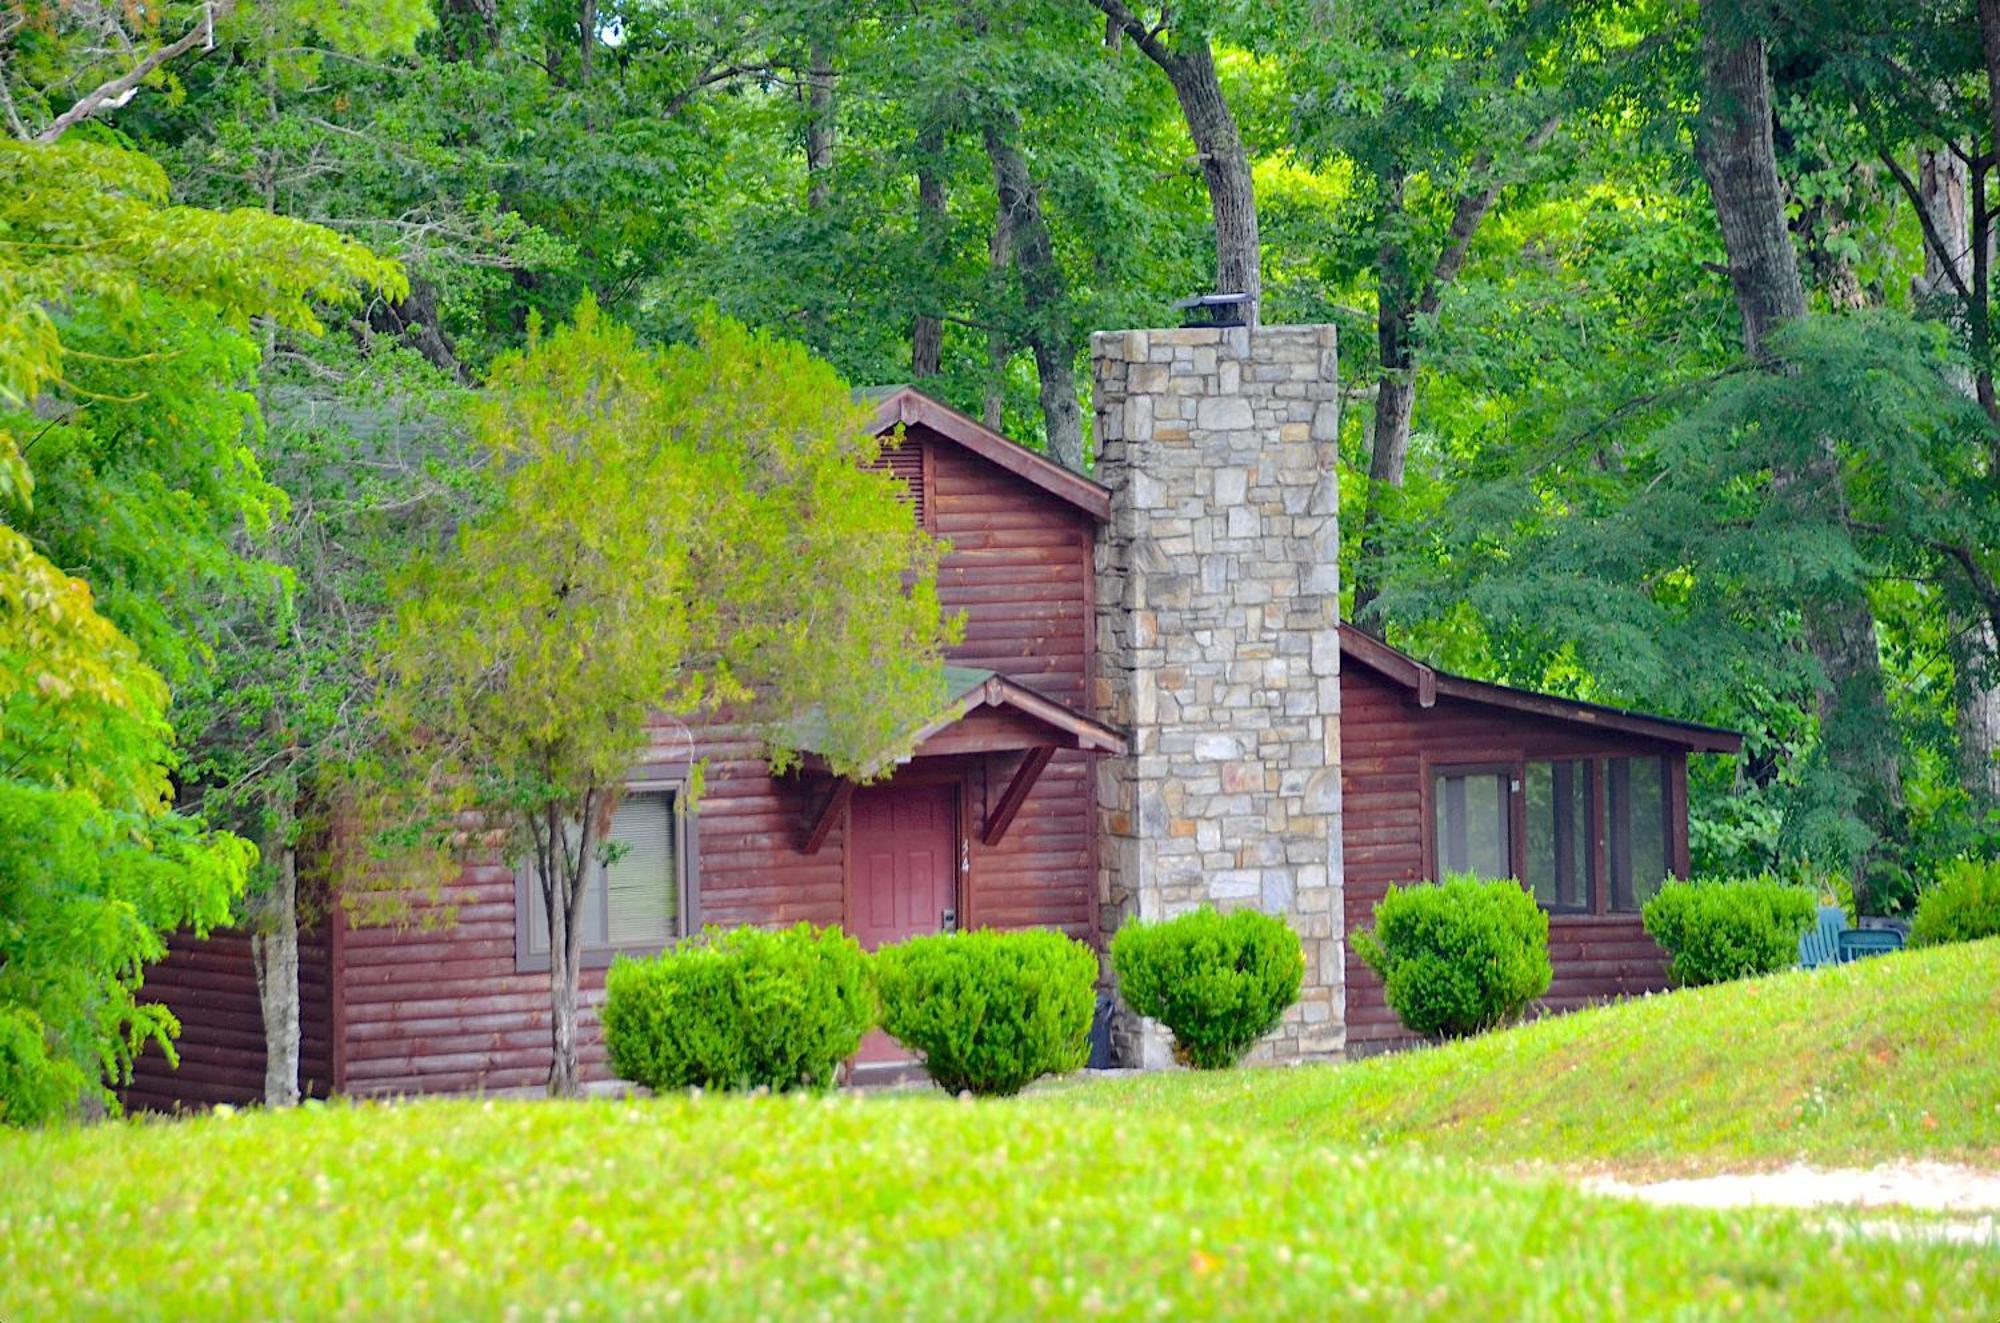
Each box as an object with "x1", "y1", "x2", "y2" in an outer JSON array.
[{"x1": 1091, "y1": 323, "x2": 1344, "y2": 1067}]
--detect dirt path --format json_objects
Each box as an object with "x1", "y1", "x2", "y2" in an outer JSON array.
[{"x1": 1581, "y1": 1163, "x2": 2000, "y2": 1247}]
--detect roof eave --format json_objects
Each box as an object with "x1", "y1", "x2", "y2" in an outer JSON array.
[{"x1": 866, "y1": 386, "x2": 1112, "y2": 522}]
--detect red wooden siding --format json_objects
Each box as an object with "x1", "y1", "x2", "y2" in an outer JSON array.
[
  {"x1": 124, "y1": 926, "x2": 334, "y2": 1111},
  {"x1": 329, "y1": 420, "x2": 1099, "y2": 1098},
  {"x1": 1340, "y1": 664, "x2": 1681, "y2": 1051}
]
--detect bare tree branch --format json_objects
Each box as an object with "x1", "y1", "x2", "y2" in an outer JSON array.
[{"x1": 34, "y1": 0, "x2": 236, "y2": 144}]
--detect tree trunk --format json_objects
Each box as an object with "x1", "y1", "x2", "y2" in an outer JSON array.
[
  {"x1": 1351, "y1": 189, "x2": 1414, "y2": 627},
  {"x1": 1695, "y1": 1, "x2": 1807, "y2": 359},
  {"x1": 579, "y1": 0, "x2": 596, "y2": 84},
  {"x1": 250, "y1": 841, "x2": 301, "y2": 1108},
  {"x1": 912, "y1": 127, "x2": 947, "y2": 380},
  {"x1": 1089, "y1": 3, "x2": 1259, "y2": 324},
  {"x1": 984, "y1": 120, "x2": 1084, "y2": 470},
  {"x1": 543, "y1": 807, "x2": 590, "y2": 1099},
  {"x1": 1697, "y1": 0, "x2": 1903, "y2": 900},
  {"x1": 1911, "y1": 145, "x2": 2000, "y2": 805},
  {"x1": 983, "y1": 207, "x2": 1014, "y2": 431},
  {"x1": 806, "y1": 42, "x2": 836, "y2": 211}
]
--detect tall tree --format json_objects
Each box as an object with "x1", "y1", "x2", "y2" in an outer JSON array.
[
  {"x1": 1089, "y1": 0, "x2": 1260, "y2": 323},
  {"x1": 1695, "y1": 0, "x2": 1905, "y2": 893},
  {"x1": 373, "y1": 306, "x2": 956, "y2": 1095}
]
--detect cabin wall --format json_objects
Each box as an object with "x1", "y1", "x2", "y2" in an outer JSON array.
[
  {"x1": 1339, "y1": 664, "x2": 1680, "y2": 1051},
  {"x1": 124, "y1": 926, "x2": 334, "y2": 1112},
  {"x1": 330, "y1": 424, "x2": 1098, "y2": 1098}
]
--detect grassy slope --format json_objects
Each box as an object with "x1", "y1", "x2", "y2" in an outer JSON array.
[
  {"x1": 9, "y1": 1094, "x2": 1999, "y2": 1319},
  {"x1": 1051, "y1": 939, "x2": 2000, "y2": 1174}
]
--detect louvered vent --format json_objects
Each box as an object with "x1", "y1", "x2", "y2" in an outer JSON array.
[{"x1": 872, "y1": 439, "x2": 926, "y2": 527}]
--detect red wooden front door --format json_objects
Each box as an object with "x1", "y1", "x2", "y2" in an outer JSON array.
[
  {"x1": 848, "y1": 782, "x2": 958, "y2": 951},
  {"x1": 847, "y1": 782, "x2": 958, "y2": 1068}
]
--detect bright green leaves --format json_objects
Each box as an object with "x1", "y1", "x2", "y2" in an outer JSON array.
[
  {"x1": 0, "y1": 135, "x2": 401, "y2": 1123},
  {"x1": 376, "y1": 300, "x2": 955, "y2": 858}
]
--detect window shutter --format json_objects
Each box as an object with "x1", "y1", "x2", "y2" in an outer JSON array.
[{"x1": 603, "y1": 793, "x2": 677, "y2": 947}]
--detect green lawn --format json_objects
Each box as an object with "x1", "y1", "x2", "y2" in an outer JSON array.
[
  {"x1": 6, "y1": 941, "x2": 1998, "y2": 1319},
  {"x1": 1052, "y1": 938, "x2": 2000, "y2": 1176},
  {"x1": 9, "y1": 1093, "x2": 1999, "y2": 1319}
]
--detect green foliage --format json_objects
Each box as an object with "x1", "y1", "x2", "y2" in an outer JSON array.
[
  {"x1": 1353, "y1": 876, "x2": 1552, "y2": 1038},
  {"x1": 1908, "y1": 857, "x2": 2000, "y2": 948},
  {"x1": 1109, "y1": 906, "x2": 1303, "y2": 1069},
  {"x1": 874, "y1": 929, "x2": 1096, "y2": 1096},
  {"x1": 602, "y1": 923, "x2": 874, "y2": 1093},
  {"x1": 1641, "y1": 878, "x2": 1820, "y2": 986},
  {"x1": 0, "y1": 136, "x2": 394, "y2": 1121}
]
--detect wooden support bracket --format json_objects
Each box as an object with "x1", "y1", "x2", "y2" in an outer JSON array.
[
  {"x1": 982, "y1": 745, "x2": 1055, "y2": 847},
  {"x1": 801, "y1": 778, "x2": 854, "y2": 855}
]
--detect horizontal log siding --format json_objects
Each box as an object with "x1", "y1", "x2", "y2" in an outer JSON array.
[
  {"x1": 1340, "y1": 665, "x2": 1679, "y2": 1050},
  {"x1": 123, "y1": 926, "x2": 334, "y2": 1112},
  {"x1": 930, "y1": 433, "x2": 1096, "y2": 942},
  {"x1": 333, "y1": 425, "x2": 1097, "y2": 1097}
]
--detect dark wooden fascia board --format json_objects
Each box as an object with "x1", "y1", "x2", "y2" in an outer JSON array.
[
  {"x1": 1338, "y1": 623, "x2": 1742, "y2": 754},
  {"x1": 801, "y1": 777, "x2": 854, "y2": 855},
  {"x1": 868, "y1": 387, "x2": 1112, "y2": 522},
  {"x1": 982, "y1": 745, "x2": 1056, "y2": 846},
  {"x1": 985, "y1": 676, "x2": 1128, "y2": 754}
]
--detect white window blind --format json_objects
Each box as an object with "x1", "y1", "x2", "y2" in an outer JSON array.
[{"x1": 524, "y1": 790, "x2": 679, "y2": 957}]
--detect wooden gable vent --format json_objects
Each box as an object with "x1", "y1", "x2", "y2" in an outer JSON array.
[{"x1": 871, "y1": 437, "x2": 926, "y2": 528}]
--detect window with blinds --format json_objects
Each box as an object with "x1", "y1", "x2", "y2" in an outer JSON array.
[{"x1": 520, "y1": 789, "x2": 683, "y2": 967}]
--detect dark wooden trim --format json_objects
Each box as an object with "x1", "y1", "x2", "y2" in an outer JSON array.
[
  {"x1": 1669, "y1": 754, "x2": 1691, "y2": 878},
  {"x1": 983, "y1": 745, "x2": 1055, "y2": 846},
  {"x1": 328, "y1": 900, "x2": 349, "y2": 1094},
  {"x1": 919, "y1": 434, "x2": 937, "y2": 535},
  {"x1": 1339, "y1": 624, "x2": 1743, "y2": 752},
  {"x1": 514, "y1": 776, "x2": 695, "y2": 974},
  {"x1": 802, "y1": 777, "x2": 854, "y2": 855},
  {"x1": 865, "y1": 387, "x2": 1113, "y2": 521},
  {"x1": 1589, "y1": 756, "x2": 1610, "y2": 915}
]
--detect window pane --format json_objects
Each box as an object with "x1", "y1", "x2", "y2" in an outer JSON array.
[
  {"x1": 1434, "y1": 772, "x2": 1511, "y2": 880},
  {"x1": 1609, "y1": 757, "x2": 1669, "y2": 912},
  {"x1": 1525, "y1": 761, "x2": 1591, "y2": 910},
  {"x1": 603, "y1": 793, "x2": 677, "y2": 947},
  {"x1": 523, "y1": 791, "x2": 679, "y2": 957}
]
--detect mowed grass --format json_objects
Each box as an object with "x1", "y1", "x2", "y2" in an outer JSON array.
[
  {"x1": 8, "y1": 941, "x2": 1999, "y2": 1318},
  {"x1": 9, "y1": 1092, "x2": 2000, "y2": 1320},
  {"x1": 1050, "y1": 938, "x2": 2000, "y2": 1174}
]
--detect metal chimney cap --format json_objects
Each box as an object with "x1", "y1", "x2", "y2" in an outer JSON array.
[{"x1": 1172, "y1": 291, "x2": 1251, "y2": 328}]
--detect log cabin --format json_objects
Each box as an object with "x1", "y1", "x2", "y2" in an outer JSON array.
[{"x1": 126, "y1": 323, "x2": 1740, "y2": 1108}]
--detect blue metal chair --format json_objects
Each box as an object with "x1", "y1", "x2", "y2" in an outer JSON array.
[
  {"x1": 1798, "y1": 905, "x2": 1846, "y2": 969},
  {"x1": 1836, "y1": 927, "x2": 1904, "y2": 963}
]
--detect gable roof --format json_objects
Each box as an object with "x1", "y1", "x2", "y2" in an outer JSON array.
[
  {"x1": 1338, "y1": 625, "x2": 1743, "y2": 754},
  {"x1": 784, "y1": 665, "x2": 1126, "y2": 776},
  {"x1": 862, "y1": 385, "x2": 1112, "y2": 521}
]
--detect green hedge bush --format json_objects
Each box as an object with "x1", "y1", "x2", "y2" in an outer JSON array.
[
  {"x1": 1641, "y1": 878, "x2": 1818, "y2": 986},
  {"x1": 1909, "y1": 858, "x2": 2000, "y2": 947},
  {"x1": 1110, "y1": 906, "x2": 1303, "y2": 1069},
  {"x1": 602, "y1": 922, "x2": 874, "y2": 1093},
  {"x1": 1353, "y1": 876, "x2": 1551, "y2": 1039},
  {"x1": 875, "y1": 928, "x2": 1096, "y2": 1096}
]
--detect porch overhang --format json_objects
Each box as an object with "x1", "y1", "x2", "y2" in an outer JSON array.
[{"x1": 789, "y1": 665, "x2": 1126, "y2": 853}]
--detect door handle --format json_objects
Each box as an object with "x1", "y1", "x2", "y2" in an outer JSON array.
[{"x1": 941, "y1": 908, "x2": 958, "y2": 934}]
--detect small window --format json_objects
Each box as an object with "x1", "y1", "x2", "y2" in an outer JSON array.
[
  {"x1": 1525, "y1": 760, "x2": 1593, "y2": 912},
  {"x1": 1432, "y1": 768, "x2": 1512, "y2": 880},
  {"x1": 518, "y1": 788, "x2": 688, "y2": 971},
  {"x1": 1607, "y1": 757, "x2": 1669, "y2": 912}
]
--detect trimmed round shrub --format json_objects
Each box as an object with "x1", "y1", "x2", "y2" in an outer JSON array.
[
  {"x1": 1353, "y1": 876, "x2": 1551, "y2": 1039},
  {"x1": 1909, "y1": 858, "x2": 2000, "y2": 947},
  {"x1": 1641, "y1": 878, "x2": 1818, "y2": 986},
  {"x1": 602, "y1": 922, "x2": 874, "y2": 1093},
  {"x1": 1110, "y1": 906, "x2": 1303, "y2": 1069},
  {"x1": 875, "y1": 928, "x2": 1096, "y2": 1096}
]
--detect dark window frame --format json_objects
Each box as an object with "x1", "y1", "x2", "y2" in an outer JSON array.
[
  {"x1": 1523, "y1": 757, "x2": 1598, "y2": 916},
  {"x1": 1424, "y1": 752, "x2": 1680, "y2": 918},
  {"x1": 514, "y1": 776, "x2": 698, "y2": 974}
]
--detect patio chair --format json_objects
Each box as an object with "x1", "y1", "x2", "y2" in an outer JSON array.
[
  {"x1": 1836, "y1": 927, "x2": 1904, "y2": 963},
  {"x1": 1797, "y1": 905, "x2": 1846, "y2": 969}
]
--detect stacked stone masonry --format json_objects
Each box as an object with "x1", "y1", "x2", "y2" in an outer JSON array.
[{"x1": 1091, "y1": 324, "x2": 1345, "y2": 1067}]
